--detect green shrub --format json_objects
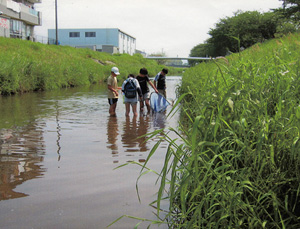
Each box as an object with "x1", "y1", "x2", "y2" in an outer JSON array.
[{"x1": 140, "y1": 33, "x2": 300, "y2": 228}]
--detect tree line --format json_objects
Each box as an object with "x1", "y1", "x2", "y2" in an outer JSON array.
[{"x1": 189, "y1": 0, "x2": 300, "y2": 65}]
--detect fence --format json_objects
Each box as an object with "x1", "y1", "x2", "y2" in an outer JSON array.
[{"x1": 33, "y1": 34, "x2": 55, "y2": 44}]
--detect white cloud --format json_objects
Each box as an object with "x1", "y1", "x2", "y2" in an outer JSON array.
[{"x1": 35, "y1": 0, "x2": 282, "y2": 57}]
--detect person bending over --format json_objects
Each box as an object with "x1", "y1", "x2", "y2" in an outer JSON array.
[{"x1": 136, "y1": 68, "x2": 158, "y2": 113}]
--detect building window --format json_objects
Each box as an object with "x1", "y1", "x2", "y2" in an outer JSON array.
[
  {"x1": 10, "y1": 19, "x2": 22, "y2": 34},
  {"x1": 69, "y1": 32, "x2": 80, "y2": 38},
  {"x1": 85, "y1": 32, "x2": 96, "y2": 37},
  {"x1": 10, "y1": 19, "x2": 23, "y2": 38}
]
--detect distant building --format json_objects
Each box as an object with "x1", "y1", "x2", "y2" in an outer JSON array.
[
  {"x1": 0, "y1": 0, "x2": 42, "y2": 40},
  {"x1": 48, "y1": 28, "x2": 136, "y2": 55}
]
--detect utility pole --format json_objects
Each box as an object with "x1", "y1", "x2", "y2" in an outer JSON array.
[{"x1": 55, "y1": 0, "x2": 58, "y2": 45}]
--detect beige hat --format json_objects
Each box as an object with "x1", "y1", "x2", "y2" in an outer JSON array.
[{"x1": 111, "y1": 67, "x2": 120, "y2": 75}]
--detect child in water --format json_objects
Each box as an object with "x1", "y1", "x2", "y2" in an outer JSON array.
[{"x1": 122, "y1": 74, "x2": 142, "y2": 116}]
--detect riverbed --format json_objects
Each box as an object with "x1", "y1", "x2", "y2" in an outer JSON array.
[{"x1": 0, "y1": 76, "x2": 181, "y2": 228}]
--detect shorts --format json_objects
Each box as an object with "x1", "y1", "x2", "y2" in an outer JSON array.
[
  {"x1": 108, "y1": 98, "x2": 118, "y2": 105},
  {"x1": 124, "y1": 97, "x2": 138, "y2": 104},
  {"x1": 140, "y1": 92, "x2": 150, "y2": 101},
  {"x1": 125, "y1": 101, "x2": 138, "y2": 105}
]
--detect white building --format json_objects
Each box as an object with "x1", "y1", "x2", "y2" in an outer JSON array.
[
  {"x1": 48, "y1": 28, "x2": 136, "y2": 55},
  {"x1": 0, "y1": 0, "x2": 42, "y2": 39}
]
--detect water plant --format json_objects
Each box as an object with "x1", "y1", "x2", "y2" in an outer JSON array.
[{"x1": 127, "y1": 33, "x2": 300, "y2": 228}]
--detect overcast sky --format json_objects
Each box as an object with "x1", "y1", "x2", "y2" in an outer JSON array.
[{"x1": 35, "y1": 0, "x2": 283, "y2": 57}]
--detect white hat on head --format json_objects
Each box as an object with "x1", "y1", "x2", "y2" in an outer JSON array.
[{"x1": 111, "y1": 67, "x2": 120, "y2": 75}]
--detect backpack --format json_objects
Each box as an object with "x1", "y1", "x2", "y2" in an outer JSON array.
[{"x1": 124, "y1": 78, "x2": 137, "y2": 98}]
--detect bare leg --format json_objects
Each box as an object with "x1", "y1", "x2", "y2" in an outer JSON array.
[
  {"x1": 140, "y1": 101, "x2": 144, "y2": 112},
  {"x1": 145, "y1": 99, "x2": 151, "y2": 113},
  {"x1": 125, "y1": 103, "x2": 130, "y2": 116},
  {"x1": 132, "y1": 103, "x2": 138, "y2": 117},
  {"x1": 109, "y1": 102, "x2": 117, "y2": 116}
]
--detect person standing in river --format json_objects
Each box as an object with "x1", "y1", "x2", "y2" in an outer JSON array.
[
  {"x1": 154, "y1": 68, "x2": 168, "y2": 98},
  {"x1": 136, "y1": 67, "x2": 158, "y2": 113},
  {"x1": 107, "y1": 67, "x2": 122, "y2": 117},
  {"x1": 122, "y1": 74, "x2": 143, "y2": 117}
]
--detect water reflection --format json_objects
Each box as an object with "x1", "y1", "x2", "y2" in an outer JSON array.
[
  {"x1": 106, "y1": 114, "x2": 154, "y2": 164},
  {"x1": 122, "y1": 116, "x2": 138, "y2": 150},
  {"x1": 0, "y1": 123, "x2": 46, "y2": 200},
  {"x1": 137, "y1": 115, "x2": 150, "y2": 152},
  {"x1": 106, "y1": 116, "x2": 119, "y2": 163},
  {"x1": 121, "y1": 116, "x2": 150, "y2": 163},
  {"x1": 0, "y1": 77, "x2": 181, "y2": 228},
  {"x1": 121, "y1": 116, "x2": 151, "y2": 153},
  {"x1": 152, "y1": 112, "x2": 166, "y2": 130},
  {"x1": 55, "y1": 101, "x2": 62, "y2": 161}
]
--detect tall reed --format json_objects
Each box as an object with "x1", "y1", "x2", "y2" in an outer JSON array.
[{"x1": 141, "y1": 33, "x2": 300, "y2": 228}]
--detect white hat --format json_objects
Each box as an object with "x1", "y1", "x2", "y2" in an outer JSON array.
[{"x1": 111, "y1": 67, "x2": 120, "y2": 75}]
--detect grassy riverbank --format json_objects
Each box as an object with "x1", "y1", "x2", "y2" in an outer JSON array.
[
  {"x1": 144, "y1": 33, "x2": 300, "y2": 228},
  {"x1": 0, "y1": 37, "x2": 181, "y2": 95}
]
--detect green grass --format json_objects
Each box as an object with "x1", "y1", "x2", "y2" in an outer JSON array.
[
  {"x1": 0, "y1": 37, "x2": 182, "y2": 95},
  {"x1": 133, "y1": 33, "x2": 300, "y2": 228}
]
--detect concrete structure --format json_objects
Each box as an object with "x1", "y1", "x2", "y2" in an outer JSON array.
[
  {"x1": 0, "y1": 0, "x2": 42, "y2": 40},
  {"x1": 48, "y1": 28, "x2": 136, "y2": 55}
]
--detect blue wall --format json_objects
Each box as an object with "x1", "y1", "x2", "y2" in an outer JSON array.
[{"x1": 48, "y1": 28, "x2": 119, "y2": 48}]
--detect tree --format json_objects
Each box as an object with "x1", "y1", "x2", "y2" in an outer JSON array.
[
  {"x1": 188, "y1": 43, "x2": 215, "y2": 66},
  {"x1": 189, "y1": 3, "x2": 298, "y2": 58},
  {"x1": 207, "y1": 11, "x2": 279, "y2": 56},
  {"x1": 279, "y1": 0, "x2": 300, "y2": 20},
  {"x1": 274, "y1": 0, "x2": 300, "y2": 35}
]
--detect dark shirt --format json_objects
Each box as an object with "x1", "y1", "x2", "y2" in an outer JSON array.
[
  {"x1": 136, "y1": 75, "x2": 150, "y2": 94},
  {"x1": 155, "y1": 73, "x2": 166, "y2": 90}
]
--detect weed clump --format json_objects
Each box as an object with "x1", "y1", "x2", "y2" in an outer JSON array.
[{"x1": 145, "y1": 33, "x2": 300, "y2": 228}]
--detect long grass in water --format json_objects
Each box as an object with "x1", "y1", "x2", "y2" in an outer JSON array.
[
  {"x1": 139, "y1": 33, "x2": 300, "y2": 228},
  {"x1": 109, "y1": 33, "x2": 300, "y2": 228}
]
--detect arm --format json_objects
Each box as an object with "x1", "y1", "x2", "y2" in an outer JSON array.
[
  {"x1": 121, "y1": 80, "x2": 126, "y2": 93},
  {"x1": 153, "y1": 73, "x2": 159, "y2": 89},
  {"x1": 108, "y1": 85, "x2": 119, "y2": 97},
  {"x1": 137, "y1": 87, "x2": 142, "y2": 98},
  {"x1": 148, "y1": 81, "x2": 158, "y2": 93},
  {"x1": 135, "y1": 80, "x2": 143, "y2": 98}
]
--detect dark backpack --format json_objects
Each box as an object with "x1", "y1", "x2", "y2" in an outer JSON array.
[{"x1": 124, "y1": 78, "x2": 137, "y2": 98}]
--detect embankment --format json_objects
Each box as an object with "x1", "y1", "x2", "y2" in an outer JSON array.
[{"x1": 0, "y1": 37, "x2": 181, "y2": 95}]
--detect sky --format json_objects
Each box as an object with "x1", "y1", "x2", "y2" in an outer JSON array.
[{"x1": 34, "y1": 0, "x2": 283, "y2": 57}]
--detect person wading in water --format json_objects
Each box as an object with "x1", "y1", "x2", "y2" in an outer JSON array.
[
  {"x1": 136, "y1": 68, "x2": 158, "y2": 114},
  {"x1": 154, "y1": 68, "x2": 168, "y2": 98},
  {"x1": 122, "y1": 74, "x2": 143, "y2": 117},
  {"x1": 107, "y1": 67, "x2": 122, "y2": 116}
]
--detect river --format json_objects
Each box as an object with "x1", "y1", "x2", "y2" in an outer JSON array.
[{"x1": 0, "y1": 76, "x2": 181, "y2": 229}]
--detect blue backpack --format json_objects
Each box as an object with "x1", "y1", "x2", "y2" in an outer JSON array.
[{"x1": 124, "y1": 78, "x2": 137, "y2": 98}]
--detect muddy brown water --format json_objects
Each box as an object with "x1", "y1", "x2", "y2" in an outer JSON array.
[{"x1": 0, "y1": 76, "x2": 181, "y2": 229}]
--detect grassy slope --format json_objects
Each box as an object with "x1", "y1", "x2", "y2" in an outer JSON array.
[
  {"x1": 0, "y1": 37, "x2": 181, "y2": 95},
  {"x1": 152, "y1": 33, "x2": 300, "y2": 228}
]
